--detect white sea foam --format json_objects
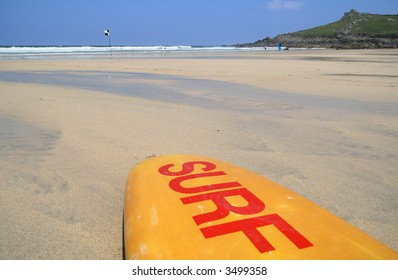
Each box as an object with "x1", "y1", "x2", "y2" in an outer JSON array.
[
  {"x1": 0, "y1": 45, "x2": 243, "y2": 54},
  {"x1": 0, "y1": 45, "x2": 324, "y2": 59}
]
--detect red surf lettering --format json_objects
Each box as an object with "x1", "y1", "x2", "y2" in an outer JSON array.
[
  {"x1": 159, "y1": 161, "x2": 241, "y2": 193},
  {"x1": 181, "y1": 188, "x2": 265, "y2": 225},
  {"x1": 169, "y1": 172, "x2": 241, "y2": 193},
  {"x1": 200, "y1": 214, "x2": 313, "y2": 252},
  {"x1": 159, "y1": 161, "x2": 217, "y2": 176},
  {"x1": 158, "y1": 160, "x2": 313, "y2": 253}
]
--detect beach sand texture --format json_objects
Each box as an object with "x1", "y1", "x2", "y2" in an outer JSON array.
[{"x1": 1, "y1": 49, "x2": 397, "y2": 259}]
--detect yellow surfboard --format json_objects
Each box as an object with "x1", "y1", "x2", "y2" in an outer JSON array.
[{"x1": 123, "y1": 154, "x2": 398, "y2": 260}]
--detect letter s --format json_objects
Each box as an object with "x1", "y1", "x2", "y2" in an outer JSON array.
[{"x1": 159, "y1": 161, "x2": 216, "y2": 176}]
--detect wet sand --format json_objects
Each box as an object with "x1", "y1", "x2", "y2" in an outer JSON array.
[{"x1": 0, "y1": 49, "x2": 397, "y2": 259}]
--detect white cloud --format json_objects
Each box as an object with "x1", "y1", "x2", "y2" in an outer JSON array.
[{"x1": 267, "y1": 0, "x2": 303, "y2": 10}]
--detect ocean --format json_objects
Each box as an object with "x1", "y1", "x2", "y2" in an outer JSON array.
[{"x1": 0, "y1": 45, "x2": 317, "y2": 59}]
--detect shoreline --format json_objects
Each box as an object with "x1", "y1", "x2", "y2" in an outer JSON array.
[{"x1": 1, "y1": 49, "x2": 397, "y2": 259}]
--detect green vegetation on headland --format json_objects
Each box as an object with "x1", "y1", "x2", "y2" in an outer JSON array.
[{"x1": 237, "y1": 10, "x2": 398, "y2": 49}]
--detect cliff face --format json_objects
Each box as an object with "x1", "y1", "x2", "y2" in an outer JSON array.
[
  {"x1": 255, "y1": 33, "x2": 398, "y2": 49},
  {"x1": 238, "y1": 10, "x2": 398, "y2": 49}
]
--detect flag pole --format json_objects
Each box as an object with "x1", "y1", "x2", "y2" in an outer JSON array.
[{"x1": 104, "y1": 29, "x2": 112, "y2": 58}]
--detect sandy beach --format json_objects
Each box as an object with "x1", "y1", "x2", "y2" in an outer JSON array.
[{"x1": 0, "y1": 49, "x2": 397, "y2": 259}]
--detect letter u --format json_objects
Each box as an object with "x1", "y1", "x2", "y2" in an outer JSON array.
[{"x1": 169, "y1": 171, "x2": 242, "y2": 194}]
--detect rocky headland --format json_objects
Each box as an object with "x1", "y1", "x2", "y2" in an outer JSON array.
[{"x1": 237, "y1": 9, "x2": 398, "y2": 49}]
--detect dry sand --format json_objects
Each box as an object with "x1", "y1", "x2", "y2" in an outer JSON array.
[{"x1": 0, "y1": 49, "x2": 397, "y2": 259}]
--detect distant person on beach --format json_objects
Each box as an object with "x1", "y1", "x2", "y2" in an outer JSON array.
[{"x1": 277, "y1": 42, "x2": 282, "y2": 51}]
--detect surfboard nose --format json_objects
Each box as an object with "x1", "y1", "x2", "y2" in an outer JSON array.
[{"x1": 123, "y1": 154, "x2": 398, "y2": 260}]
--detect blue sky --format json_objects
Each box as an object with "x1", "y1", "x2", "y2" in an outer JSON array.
[{"x1": 1, "y1": 0, "x2": 397, "y2": 46}]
